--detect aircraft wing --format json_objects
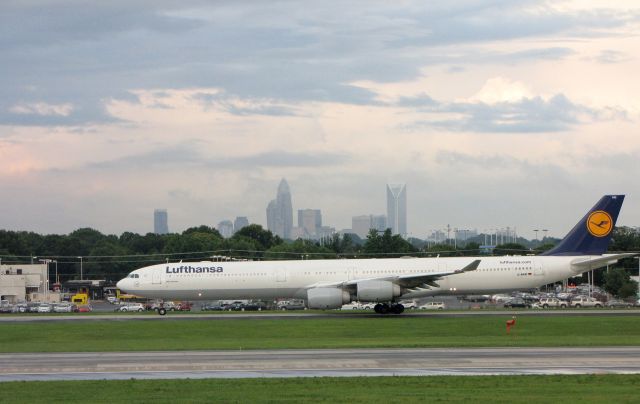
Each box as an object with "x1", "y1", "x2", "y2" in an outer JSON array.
[
  {"x1": 307, "y1": 259, "x2": 481, "y2": 291},
  {"x1": 570, "y1": 253, "x2": 637, "y2": 270}
]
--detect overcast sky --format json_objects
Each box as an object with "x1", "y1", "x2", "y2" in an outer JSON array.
[{"x1": 1, "y1": 0, "x2": 639, "y2": 239}]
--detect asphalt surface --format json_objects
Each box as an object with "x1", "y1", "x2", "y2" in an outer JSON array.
[
  {"x1": 1, "y1": 308, "x2": 639, "y2": 322},
  {"x1": 1, "y1": 347, "x2": 639, "y2": 381}
]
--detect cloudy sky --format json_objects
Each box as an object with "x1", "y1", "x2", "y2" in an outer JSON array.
[{"x1": 2, "y1": 0, "x2": 639, "y2": 239}]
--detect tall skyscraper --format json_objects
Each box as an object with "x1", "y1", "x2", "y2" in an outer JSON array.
[
  {"x1": 386, "y1": 184, "x2": 407, "y2": 237},
  {"x1": 266, "y1": 178, "x2": 293, "y2": 239},
  {"x1": 298, "y1": 209, "x2": 322, "y2": 238},
  {"x1": 233, "y1": 216, "x2": 249, "y2": 233},
  {"x1": 154, "y1": 209, "x2": 169, "y2": 235}
]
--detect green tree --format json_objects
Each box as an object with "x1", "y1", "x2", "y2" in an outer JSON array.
[
  {"x1": 232, "y1": 224, "x2": 281, "y2": 250},
  {"x1": 363, "y1": 229, "x2": 417, "y2": 257},
  {"x1": 603, "y1": 267, "x2": 638, "y2": 298}
]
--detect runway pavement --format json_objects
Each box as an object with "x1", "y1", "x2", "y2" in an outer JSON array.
[
  {"x1": 0, "y1": 308, "x2": 639, "y2": 322},
  {"x1": 1, "y1": 347, "x2": 640, "y2": 381}
]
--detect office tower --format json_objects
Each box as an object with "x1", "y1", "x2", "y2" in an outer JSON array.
[
  {"x1": 234, "y1": 216, "x2": 249, "y2": 233},
  {"x1": 154, "y1": 209, "x2": 169, "y2": 235},
  {"x1": 352, "y1": 215, "x2": 372, "y2": 239},
  {"x1": 266, "y1": 178, "x2": 293, "y2": 239},
  {"x1": 386, "y1": 184, "x2": 407, "y2": 237},
  {"x1": 298, "y1": 209, "x2": 322, "y2": 238},
  {"x1": 352, "y1": 214, "x2": 388, "y2": 239},
  {"x1": 371, "y1": 214, "x2": 387, "y2": 233},
  {"x1": 217, "y1": 220, "x2": 234, "y2": 238}
]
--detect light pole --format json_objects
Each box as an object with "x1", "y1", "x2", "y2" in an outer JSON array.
[
  {"x1": 39, "y1": 259, "x2": 52, "y2": 298},
  {"x1": 533, "y1": 229, "x2": 539, "y2": 242},
  {"x1": 53, "y1": 260, "x2": 58, "y2": 285},
  {"x1": 77, "y1": 256, "x2": 83, "y2": 280},
  {"x1": 635, "y1": 257, "x2": 640, "y2": 299}
]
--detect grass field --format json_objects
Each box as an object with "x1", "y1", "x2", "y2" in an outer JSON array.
[
  {"x1": 1, "y1": 316, "x2": 639, "y2": 352},
  {"x1": 1, "y1": 375, "x2": 639, "y2": 403}
]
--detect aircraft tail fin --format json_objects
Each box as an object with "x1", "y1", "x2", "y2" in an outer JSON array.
[{"x1": 540, "y1": 195, "x2": 624, "y2": 256}]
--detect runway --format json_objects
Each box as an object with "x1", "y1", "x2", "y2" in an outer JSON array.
[
  {"x1": 0, "y1": 309, "x2": 638, "y2": 322},
  {"x1": 1, "y1": 347, "x2": 639, "y2": 381}
]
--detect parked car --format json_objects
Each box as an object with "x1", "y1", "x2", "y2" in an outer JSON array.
[
  {"x1": 12, "y1": 303, "x2": 28, "y2": 313},
  {"x1": 118, "y1": 303, "x2": 145, "y2": 312},
  {"x1": 539, "y1": 298, "x2": 567, "y2": 309},
  {"x1": 341, "y1": 302, "x2": 372, "y2": 310},
  {"x1": 277, "y1": 300, "x2": 307, "y2": 310},
  {"x1": 569, "y1": 296, "x2": 603, "y2": 308},
  {"x1": 77, "y1": 305, "x2": 92, "y2": 312},
  {"x1": 605, "y1": 299, "x2": 633, "y2": 308},
  {"x1": 37, "y1": 303, "x2": 53, "y2": 313},
  {"x1": 106, "y1": 296, "x2": 118, "y2": 304},
  {"x1": 400, "y1": 301, "x2": 418, "y2": 310},
  {"x1": 175, "y1": 302, "x2": 192, "y2": 311},
  {"x1": 52, "y1": 303, "x2": 76, "y2": 313},
  {"x1": 27, "y1": 303, "x2": 41, "y2": 313},
  {"x1": 242, "y1": 301, "x2": 267, "y2": 311},
  {"x1": 418, "y1": 302, "x2": 446, "y2": 310},
  {"x1": 503, "y1": 298, "x2": 530, "y2": 309},
  {"x1": 201, "y1": 302, "x2": 226, "y2": 311}
]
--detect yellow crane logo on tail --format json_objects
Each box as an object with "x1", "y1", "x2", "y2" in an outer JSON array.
[{"x1": 586, "y1": 210, "x2": 613, "y2": 237}]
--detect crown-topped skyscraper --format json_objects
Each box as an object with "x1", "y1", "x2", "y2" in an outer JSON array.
[
  {"x1": 266, "y1": 178, "x2": 293, "y2": 239},
  {"x1": 386, "y1": 183, "x2": 406, "y2": 237}
]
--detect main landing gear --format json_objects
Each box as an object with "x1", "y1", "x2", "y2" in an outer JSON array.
[{"x1": 373, "y1": 303, "x2": 404, "y2": 315}]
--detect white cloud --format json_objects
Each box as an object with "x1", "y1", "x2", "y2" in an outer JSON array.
[
  {"x1": 467, "y1": 77, "x2": 534, "y2": 104},
  {"x1": 9, "y1": 102, "x2": 74, "y2": 117}
]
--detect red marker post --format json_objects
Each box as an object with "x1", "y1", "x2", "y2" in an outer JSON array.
[{"x1": 506, "y1": 317, "x2": 516, "y2": 335}]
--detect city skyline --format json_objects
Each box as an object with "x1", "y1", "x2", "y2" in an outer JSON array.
[{"x1": 2, "y1": 2, "x2": 639, "y2": 238}]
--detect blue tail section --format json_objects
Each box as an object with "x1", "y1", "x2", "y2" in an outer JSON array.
[{"x1": 540, "y1": 195, "x2": 624, "y2": 256}]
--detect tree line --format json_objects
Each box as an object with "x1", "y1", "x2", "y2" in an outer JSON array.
[{"x1": 1, "y1": 225, "x2": 638, "y2": 297}]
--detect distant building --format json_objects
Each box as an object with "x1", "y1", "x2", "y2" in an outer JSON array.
[
  {"x1": 352, "y1": 215, "x2": 372, "y2": 239},
  {"x1": 298, "y1": 209, "x2": 322, "y2": 239},
  {"x1": 266, "y1": 179, "x2": 293, "y2": 239},
  {"x1": 386, "y1": 184, "x2": 407, "y2": 237},
  {"x1": 154, "y1": 209, "x2": 169, "y2": 235},
  {"x1": 371, "y1": 215, "x2": 387, "y2": 233},
  {"x1": 352, "y1": 214, "x2": 388, "y2": 239},
  {"x1": 233, "y1": 216, "x2": 249, "y2": 233},
  {"x1": 217, "y1": 220, "x2": 234, "y2": 238}
]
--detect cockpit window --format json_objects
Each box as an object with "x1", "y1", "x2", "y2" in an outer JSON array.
[{"x1": 128, "y1": 273, "x2": 140, "y2": 278}]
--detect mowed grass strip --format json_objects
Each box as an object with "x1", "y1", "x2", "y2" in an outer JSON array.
[
  {"x1": 1, "y1": 375, "x2": 639, "y2": 403},
  {"x1": 1, "y1": 316, "x2": 639, "y2": 352}
]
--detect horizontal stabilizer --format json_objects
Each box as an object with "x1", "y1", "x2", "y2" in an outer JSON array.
[{"x1": 570, "y1": 253, "x2": 637, "y2": 271}]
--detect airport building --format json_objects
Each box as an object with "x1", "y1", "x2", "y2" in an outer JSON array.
[{"x1": 0, "y1": 263, "x2": 59, "y2": 303}]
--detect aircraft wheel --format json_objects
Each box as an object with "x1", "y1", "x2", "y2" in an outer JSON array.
[
  {"x1": 391, "y1": 304, "x2": 404, "y2": 314},
  {"x1": 158, "y1": 308, "x2": 167, "y2": 316}
]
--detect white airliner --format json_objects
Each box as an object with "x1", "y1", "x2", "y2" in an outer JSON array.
[{"x1": 117, "y1": 195, "x2": 634, "y2": 315}]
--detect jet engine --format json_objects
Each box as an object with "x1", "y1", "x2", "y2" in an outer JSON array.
[
  {"x1": 357, "y1": 280, "x2": 401, "y2": 302},
  {"x1": 307, "y1": 288, "x2": 350, "y2": 309}
]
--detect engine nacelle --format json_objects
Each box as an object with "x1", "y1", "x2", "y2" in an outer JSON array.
[
  {"x1": 307, "y1": 288, "x2": 350, "y2": 309},
  {"x1": 357, "y1": 280, "x2": 401, "y2": 302}
]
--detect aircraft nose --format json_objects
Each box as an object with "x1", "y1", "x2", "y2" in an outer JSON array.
[{"x1": 116, "y1": 279, "x2": 126, "y2": 291}]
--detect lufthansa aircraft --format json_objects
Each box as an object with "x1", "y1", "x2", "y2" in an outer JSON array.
[{"x1": 117, "y1": 195, "x2": 634, "y2": 315}]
